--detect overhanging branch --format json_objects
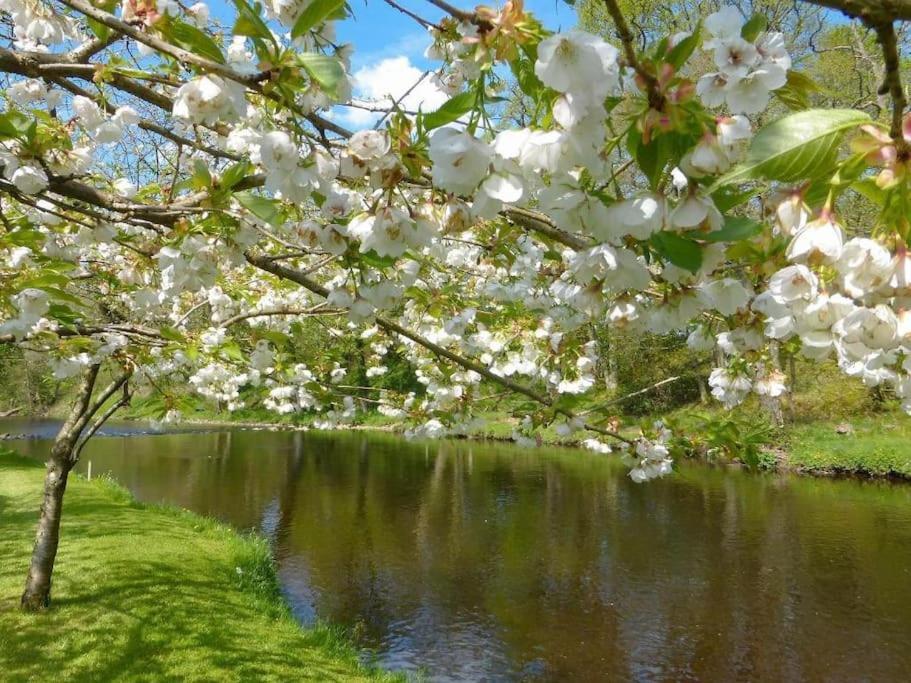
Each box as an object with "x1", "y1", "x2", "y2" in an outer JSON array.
[
  {"x1": 798, "y1": 0, "x2": 911, "y2": 22},
  {"x1": 246, "y1": 251, "x2": 633, "y2": 444}
]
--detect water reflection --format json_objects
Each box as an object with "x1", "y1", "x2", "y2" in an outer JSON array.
[{"x1": 10, "y1": 428, "x2": 911, "y2": 681}]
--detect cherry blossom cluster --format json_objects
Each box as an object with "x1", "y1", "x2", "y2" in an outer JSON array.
[
  {"x1": 0, "y1": 0, "x2": 905, "y2": 486},
  {"x1": 697, "y1": 7, "x2": 791, "y2": 114}
]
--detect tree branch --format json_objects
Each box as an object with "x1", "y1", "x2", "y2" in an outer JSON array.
[
  {"x1": 246, "y1": 252, "x2": 634, "y2": 444},
  {"x1": 73, "y1": 369, "x2": 133, "y2": 438},
  {"x1": 871, "y1": 20, "x2": 909, "y2": 154},
  {"x1": 218, "y1": 306, "x2": 343, "y2": 329},
  {"x1": 504, "y1": 208, "x2": 592, "y2": 251},
  {"x1": 798, "y1": 0, "x2": 911, "y2": 23},
  {"x1": 579, "y1": 376, "x2": 682, "y2": 416},
  {"x1": 601, "y1": 0, "x2": 664, "y2": 110},
  {"x1": 58, "y1": 0, "x2": 351, "y2": 140},
  {"x1": 383, "y1": 0, "x2": 443, "y2": 30},
  {"x1": 58, "y1": 0, "x2": 268, "y2": 86},
  {"x1": 72, "y1": 381, "x2": 132, "y2": 464},
  {"x1": 50, "y1": 364, "x2": 100, "y2": 460}
]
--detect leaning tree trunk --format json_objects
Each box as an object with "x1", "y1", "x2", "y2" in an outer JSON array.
[
  {"x1": 20, "y1": 364, "x2": 133, "y2": 611},
  {"x1": 20, "y1": 455, "x2": 73, "y2": 611},
  {"x1": 20, "y1": 365, "x2": 100, "y2": 611}
]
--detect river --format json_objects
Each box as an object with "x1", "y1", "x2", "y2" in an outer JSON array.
[{"x1": 6, "y1": 420, "x2": 911, "y2": 681}]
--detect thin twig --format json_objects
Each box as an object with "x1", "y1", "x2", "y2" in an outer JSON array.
[
  {"x1": 871, "y1": 19, "x2": 909, "y2": 156},
  {"x1": 601, "y1": 0, "x2": 664, "y2": 110},
  {"x1": 382, "y1": 0, "x2": 443, "y2": 30},
  {"x1": 218, "y1": 306, "x2": 344, "y2": 329}
]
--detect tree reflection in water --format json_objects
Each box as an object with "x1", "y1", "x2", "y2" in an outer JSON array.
[{"x1": 13, "y1": 428, "x2": 911, "y2": 681}]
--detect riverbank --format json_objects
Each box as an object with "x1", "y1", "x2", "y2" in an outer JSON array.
[
  {"x1": 15, "y1": 388, "x2": 911, "y2": 480},
  {"x1": 157, "y1": 404, "x2": 911, "y2": 480},
  {"x1": 0, "y1": 449, "x2": 396, "y2": 682}
]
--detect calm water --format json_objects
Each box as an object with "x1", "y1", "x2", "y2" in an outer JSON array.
[{"x1": 8, "y1": 422, "x2": 911, "y2": 681}]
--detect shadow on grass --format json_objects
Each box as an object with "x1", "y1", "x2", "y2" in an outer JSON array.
[
  {"x1": 0, "y1": 450, "x2": 387, "y2": 682},
  {"x1": 4, "y1": 563, "x2": 358, "y2": 680}
]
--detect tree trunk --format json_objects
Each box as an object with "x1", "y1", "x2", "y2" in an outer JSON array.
[
  {"x1": 20, "y1": 364, "x2": 101, "y2": 612},
  {"x1": 765, "y1": 343, "x2": 786, "y2": 428},
  {"x1": 20, "y1": 458, "x2": 71, "y2": 611}
]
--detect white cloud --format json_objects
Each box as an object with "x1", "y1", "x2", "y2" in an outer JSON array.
[
  {"x1": 348, "y1": 31, "x2": 431, "y2": 70},
  {"x1": 339, "y1": 55, "x2": 449, "y2": 129}
]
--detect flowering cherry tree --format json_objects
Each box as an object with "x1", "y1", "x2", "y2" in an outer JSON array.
[{"x1": 1, "y1": 0, "x2": 909, "y2": 609}]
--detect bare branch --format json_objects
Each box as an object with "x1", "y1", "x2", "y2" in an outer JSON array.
[
  {"x1": 601, "y1": 0, "x2": 664, "y2": 110},
  {"x1": 383, "y1": 0, "x2": 443, "y2": 30},
  {"x1": 73, "y1": 369, "x2": 133, "y2": 439},
  {"x1": 798, "y1": 0, "x2": 911, "y2": 23},
  {"x1": 871, "y1": 20, "x2": 909, "y2": 154},
  {"x1": 504, "y1": 207, "x2": 592, "y2": 251},
  {"x1": 72, "y1": 381, "x2": 132, "y2": 464}
]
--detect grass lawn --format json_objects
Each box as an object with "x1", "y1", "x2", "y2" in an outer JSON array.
[
  {"x1": 0, "y1": 449, "x2": 396, "y2": 682},
  {"x1": 786, "y1": 417, "x2": 911, "y2": 478}
]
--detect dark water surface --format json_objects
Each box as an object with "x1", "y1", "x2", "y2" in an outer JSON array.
[{"x1": 7, "y1": 423, "x2": 911, "y2": 681}]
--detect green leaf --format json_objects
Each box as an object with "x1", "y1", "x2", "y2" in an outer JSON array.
[
  {"x1": 423, "y1": 91, "x2": 476, "y2": 131},
  {"x1": 666, "y1": 25, "x2": 700, "y2": 69},
  {"x1": 0, "y1": 110, "x2": 34, "y2": 141},
  {"x1": 830, "y1": 152, "x2": 867, "y2": 187},
  {"x1": 711, "y1": 109, "x2": 871, "y2": 189},
  {"x1": 774, "y1": 70, "x2": 824, "y2": 111},
  {"x1": 359, "y1": 250, "x2": 398, "y2": 269},
  {"x1": 86, "y1": 0, "x2": 117, "y2": 40},
  {"x1": 298, "y1": 53, "x2": 345, "y2": 97},
  {"x1": 88, "y1": 18, "x2": 111, "y2": 41},
  {"x1": 6, "y1": 228, "x2": 45, "y2": 249},
  {"x1": 629, "y1": 130, "x2": 694, "y2": 190},
  {"x1": 235, "y1": 191, "x2": 282, "y2": 226},
  {"x1": 232, "y1": 0, "x2": 274, "y2": 42},
  {"x1": 219, "y1": 161, "x2": 252, "y2": 190},
  {"x1": 851, "y1": 177, "x2": 888, "y2": 207},
  {"x1": 803, "y1": 177, "x2": 832, "y2": 209},
  {"x1": 703, "y1": 216, "x2": 763, "y2": 243},
  {"x1": 741, "y1": 14, "x2": 767, "y2": 41},
  {"x1": 46, "y1": 303, "x2": 82, "y2": 327},
  {"x1": 191, "y1": 158, "x2": 213, "y2": 189},
  {"x1": 291, "y1": 0, "x2": 345, "y2": 39},
  {"x1": 163, "y1": 20, "x2": 225, "y2": 64},
  {"x1": 221, "y1": 341, "x2": 245, "y2": 362},
  {"x1": 20, "y1": 273, "x2": 71, "y2": 289},
  {"x1": 508, "y1": 56, "x2": 544, "y2": 100},
  {"x1": 35, "y1": 286, "x2": 85, "y2": 307},
  {"x1": 711, "y1": 185, "x2": 757, "y2": 212},
  {"x1": 651, "y1": 231, "x2": 703, "y2": 273},
  {"x1": 158, "y1": 326, "x2": 186, "y2": 342},
  {"x1": 258, "y1": 330, "x2": 289, "y2": 346}
]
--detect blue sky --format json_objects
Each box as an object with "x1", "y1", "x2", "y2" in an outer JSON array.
[
  {"x1": 331, "y1": 1, "x2": 579, "y2": 127},
  {"x1": 207, "y1": 1, "x2": 581, "y2": 128},
  {"x1": 337, "y1": 1, "x2": 578, "y2": 71}
]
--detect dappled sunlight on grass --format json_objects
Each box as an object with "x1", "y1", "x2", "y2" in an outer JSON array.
[{"x1": 0, "y1": 451, "x2": 397, "y2": 682}]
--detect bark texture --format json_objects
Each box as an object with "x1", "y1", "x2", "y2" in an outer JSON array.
[
  {"x1": 20, "y1": 365, "x2": 100, "y2": 611},
  {"x1": 20, "y1": 460, "x2": 71, "y2": 611}
]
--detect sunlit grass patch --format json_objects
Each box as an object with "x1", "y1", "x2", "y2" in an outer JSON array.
[{"x1": 0, "y1": 448, "x2": 399, "y2": 682}]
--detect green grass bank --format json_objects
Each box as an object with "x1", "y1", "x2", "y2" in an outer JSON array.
[
  {"x1": 0, "y1": 449, "x2": 396, "y2": 682},
  {"x1": 135, "y1": 404, "x2": 911, "y2": 480}
]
